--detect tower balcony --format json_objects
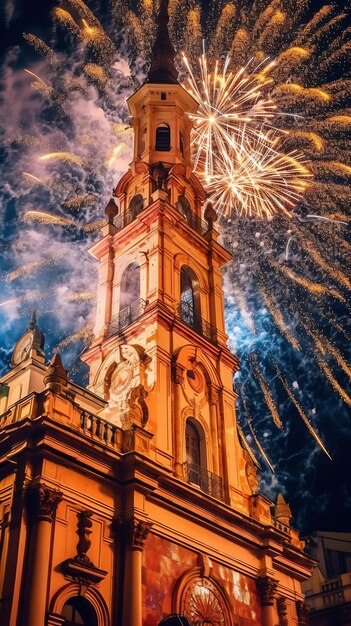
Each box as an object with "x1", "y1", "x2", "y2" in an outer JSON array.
[
  {"x1": 184, "y1": 461, "x2": 227, "y2": 503},
  {"x1": 107, "y1": 299, "x2": 146, "y2": 338},
  {"x1": 113, "y1": 204, "x2": 209, "y2": 237},
  {"x1": 177, "y1": 301, "x2": 217, "y2": 344}
]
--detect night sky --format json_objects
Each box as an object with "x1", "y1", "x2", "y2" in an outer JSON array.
[{"x1": 0, "y1": 0, "x2": 350, "y2": 536}]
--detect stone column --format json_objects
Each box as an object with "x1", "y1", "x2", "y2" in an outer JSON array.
[
  {"x1": 122, "y1": 518, "x2": 153, "y2": 626},
  {"x1": 25, "y1": 485, "x2": 62, "y2": 626},
  {"x1": 256, "y1": 576, "x2": 278, "y2": 626},
  {"x1": 173, "y1": 364, "x2": 185, "y2": 478},
  {"x1": 208, "y1": 385, "x2": 220, "y2": 476}
]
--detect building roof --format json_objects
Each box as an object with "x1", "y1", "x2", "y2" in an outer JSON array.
[{"x1": 146, "y1": 0, "x2": 178, "y2": 84}]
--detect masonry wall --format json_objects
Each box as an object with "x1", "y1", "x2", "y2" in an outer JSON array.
[{"x1": 142, "y1": 533, "x2": 262, "y2": 626}]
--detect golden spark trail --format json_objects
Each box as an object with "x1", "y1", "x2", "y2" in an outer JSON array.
[
  {"x1": 272, "y1": 261, "x2": 345, "y2": 302},
  {"x1": 258, "y1": 282, "x2": 301, "y2": 351},
  {"x1": 66, "y1": 292, "x2": 95, "y2": 302},
  {"x1": 84, "y1": 64, "x2": 108, "y2": 87},
  {"x1": 55, "y1": 323, "x2": 93, "y2": 351},
  {"x1": 61, "y1": 194, "x2": 96, "y2": 210},
  {"x1": 296, "y1": 228, "x2": 351, "y2": 291},
  {"x1": 24, "y1": 69, "x2": 50, "y2": 89},
  {"x1": 316, "y1": 356, "x2": 351, "y2": 407},
  {"x1": 276, "y1": 367, "x2": 332, "y2": 459},
  {"x1": 83, "y1": 219, "x2": 105, "y2": 232},
  {"x1": 237, "y1": 423, "x2": 261, "y2": 468},
  {"x1": 6, "y1": 260, "x2": 48, "y2": 282},
  {"x1": 250, "y1": 355, "x2": 283, "y2": 429},
  {"x1": 39, "y1": 152, "x2": 83, "y2": 166},
  {"x1": 238, "y1": 384, "x2": 275, "y2": 472},
  {"x1": 23, "y1": 211, "x2": 77, "y2": 227},
  {"x1": 22, "y1": 172, "x2": 51, "y2": 189}
]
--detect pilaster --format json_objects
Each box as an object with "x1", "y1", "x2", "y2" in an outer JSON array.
[
  {"x1": 122, "y1": 518, "x2": 153, "y2": 626},
  {"x1": 24, "y1": 484, "x2": 62, "y2": 626}
]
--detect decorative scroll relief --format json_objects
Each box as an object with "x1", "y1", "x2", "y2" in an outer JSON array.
[
  {"x1": 181, "y1": 578, "x2": 229, "y2": 626},
  {"x1": 96, "y1": 343, "x2": 152, "y2": 428}
]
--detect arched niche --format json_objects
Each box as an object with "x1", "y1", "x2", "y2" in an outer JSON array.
[
  {"x1": 173, "y1": 344, "x2": 222, "y2": 389},
  {"x1": 49, "y1": 582, "x2": 110, "y2": 626},
  {"x1": 119, "y1": 261, "x2": 141, "y2": 313},
  {"x1": 128, "y1": 193, "x2": 144, "y2": 218}
]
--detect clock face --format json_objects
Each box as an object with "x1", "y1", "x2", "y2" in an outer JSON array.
[{"x1": 12, "y1": 333, "x2": 34, "y2": 366}]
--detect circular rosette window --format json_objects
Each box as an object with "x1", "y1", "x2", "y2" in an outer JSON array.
[
  {"x1": 181, "y1": 578, "x2": 229, "y2": 626},
  {"x1": 186, "y1": 367, "x2": 205, "y2": 394}
]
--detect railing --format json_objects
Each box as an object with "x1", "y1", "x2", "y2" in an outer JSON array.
[
  {"x1": 177, "y1": 302, "x2": 217, "y2": 344},
  {"x1": 80, "y1": 410, "x2": 118, "y2": 445},
  {"x1": 107, "y1": 299, "x2": 146, "y2": 338},
  {"x1": 113, "y1": 205, "x2": 209, "y2": 236},
  {"x1": 180, "y1": 210, "x2": 209, "y2": 236},
  {"x1": 184, "y1": 462, "x2": 226, "y2": 503},
  {"x1": 114, "y1": 207, "x2": 136, "y2": 232},
  {"x1": 272, "y1": 517, "x2": 290, "y2": 535}
]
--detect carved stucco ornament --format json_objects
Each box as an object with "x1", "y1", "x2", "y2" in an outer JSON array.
[
  {"x1": 26, "y1": 484, "x2": 62, "y2": 523},
  {"x1": 256, "y1": 575, "x2": 278, "y2": 606},
  {"x1": 98, "y1": 343, "x2": 151, "y2": 428},
  {"x1": 181, "y1": 578, "x2": 229, "y2": 626},
  {"x1": 120, "y1": 383, "x2": 148, "y2": 429},
  {"x1": 243, "y1": 450, "x2": 259, "y2": 494},
  {"x1": 61, "y1": 510, "x2": 107, "y2": 586}
]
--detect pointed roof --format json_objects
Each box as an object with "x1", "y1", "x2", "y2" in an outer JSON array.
[
  {"x1": 28, "y1": 309, "x2": 45, "y2": 354},
  {"x1": 28, "y1": 309, "x2": 37, "y2": 330},
  {"x1": 275, "y1": 492, "x2": 292, "y2": 524},
  {"x1": 146, "y1": 0, "x2": 178, "y2": 84}
]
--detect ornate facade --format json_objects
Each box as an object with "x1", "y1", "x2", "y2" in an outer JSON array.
[{"x1": 0, "y1": 3, "x2": 313, "y2": 625}]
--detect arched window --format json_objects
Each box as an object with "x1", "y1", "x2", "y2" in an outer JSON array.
[
  {"x1": 186, "y1": 420, "x2": 200, "y2": 467},
  {"x1": 185, "y1": 419, "x2": 207, "y2": 488},
  {"x1": 61, "y1": 596, "x2": 98, "y2": 626},
  {"x1": 128, "y1": 193, "x2": 144, "y2": 218},
  {"x1": 119, "y1": 262, "x2": 141, "y2": 324},
  {"x1": 156, "y1": 123, "x2": 171, "y2": 151},
  {"x1": 180, "y1": 266, "x2": 201, "y2": 330}
]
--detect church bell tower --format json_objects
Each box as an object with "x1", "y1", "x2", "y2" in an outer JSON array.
[
  {"x1": 0, "y1": 3, "x2": 313, "y2": 626},
  {"x1": 82, "y1": 0, "x2": 256, "y2": 508}
]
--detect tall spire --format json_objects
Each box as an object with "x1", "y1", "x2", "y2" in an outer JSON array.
[
  {"x1": 146, "y1": 0, "x2": 178, "y2": 84},
  {"x1": 28, "y1": 309, "x2": 37, "y2": 330}
]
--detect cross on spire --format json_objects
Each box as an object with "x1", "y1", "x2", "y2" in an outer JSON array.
[{"x1": 146, "y1": 0, "x2": 178, "y2": 84}]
